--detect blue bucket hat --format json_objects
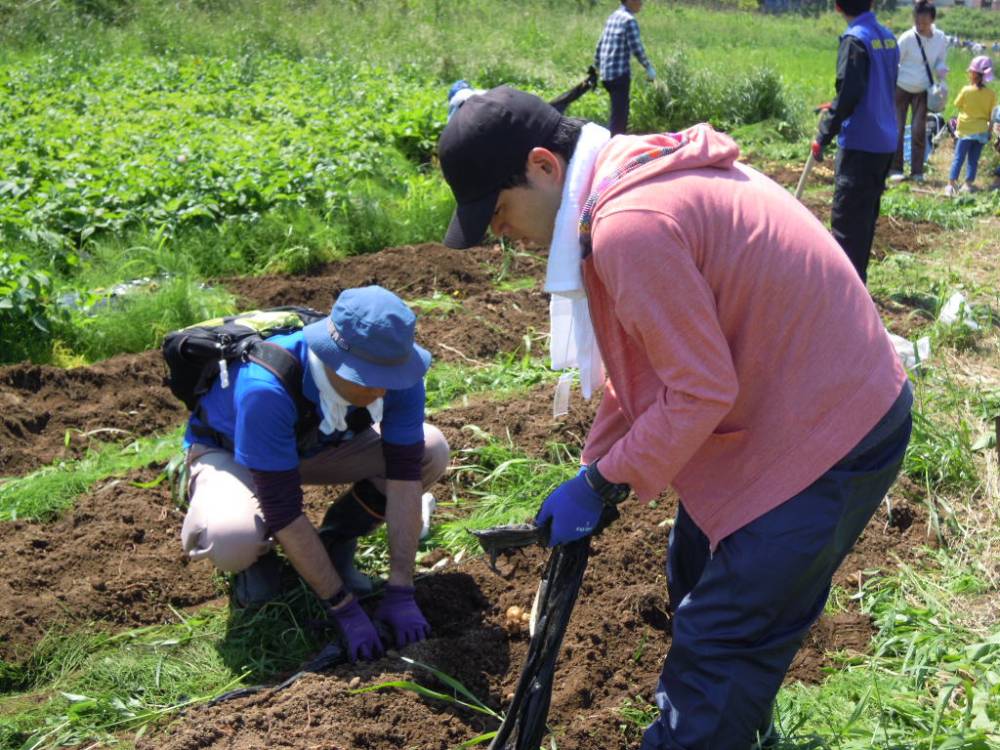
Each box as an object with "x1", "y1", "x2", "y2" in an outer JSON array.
[{"x1": 303, "y1": 286, "x2": 431, "y2": 391}]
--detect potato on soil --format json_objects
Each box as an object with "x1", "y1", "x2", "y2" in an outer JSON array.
[{"x1": 504, "y1": 605, "x2": 531, "y2": 634}]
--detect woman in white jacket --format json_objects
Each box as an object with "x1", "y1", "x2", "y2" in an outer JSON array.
[{"x1": 891, "y1": 0, "x2": 949, "y2": 183}]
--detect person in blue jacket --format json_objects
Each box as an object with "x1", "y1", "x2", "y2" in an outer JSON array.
[
  {"x1": 812, "y1": 0, "x2": 899, "y2": 284},
  {"x1": 179, "y1": 286, "x2": 450, "y2": 662}
]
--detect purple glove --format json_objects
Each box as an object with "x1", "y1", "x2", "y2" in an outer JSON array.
[
  {"x1": 326, "y1": 596, "x2": 384, "y2": 662},
  {"x1": 535, "y1": 470, "x2": 604, "y2": 547},
  {"x1": 374, "y1": 585, "x2": 431, "y2": 648}
]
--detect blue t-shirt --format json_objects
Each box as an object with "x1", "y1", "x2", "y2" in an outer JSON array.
[{"x1": 184, "y1": 331, "x2": 426, "y2": 471}]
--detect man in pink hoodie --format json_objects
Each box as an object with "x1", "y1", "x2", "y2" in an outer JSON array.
[{"x1": 437, "y1": 86, "x2": 911, "y2": 749}]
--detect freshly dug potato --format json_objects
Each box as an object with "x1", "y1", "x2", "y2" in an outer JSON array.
[{"x1": 504, "y1": 605, "x2": 530, "y2": 634}]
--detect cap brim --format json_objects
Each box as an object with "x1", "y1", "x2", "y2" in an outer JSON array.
[
  {"x1": 304, "y1": 322, "x2": 432, "y2": 391},
  {"x1": 332, "y1": 344, "x2": 432, "y2": 391},
  {"x1": 443, "y1": 190, "x2": 498, "y2": 249}
]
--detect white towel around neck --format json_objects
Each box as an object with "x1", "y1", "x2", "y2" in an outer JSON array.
[
  {"x1": 544, "y1": 122, "x2": 611, "y2": 399},
  {"x1": 307, "y1": 348, "x2": 383, "y2": 434}
]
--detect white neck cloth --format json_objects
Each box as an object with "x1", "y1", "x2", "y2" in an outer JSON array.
[
  {"x1": 307, "y1": 348, "x2": 383, "y2": 434},
  {"x1": 544, "y1": 122, "x2": 611, "y2": 400}
]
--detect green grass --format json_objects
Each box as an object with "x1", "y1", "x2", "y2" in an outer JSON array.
[
  {"x1": 57, "y1": 276, "x2": 236, "y2": 363},
  {"x1": 424, "y1": 352, "x2": 558, "y2": 412},
  {"x1": 617, "y1": 554, "x2": 1000, "y2": 749},
  {"x1": 880, "y1": 190, "x2": 1000, "y2": 231},
  {"x1": 430, "y1": 438, "x2": 578, "y2": 554},
  {"x1": 0, "y1": 429, "x2": 183, "y2": 522},
  {"x1": 0, "y1": 589, "x2": 329, "y2": 750}
]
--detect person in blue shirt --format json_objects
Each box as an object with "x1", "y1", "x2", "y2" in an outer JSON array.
[
  {"x1": 594, "y1": 0, "x2": 656, "y2": 135},
  {"x1": 812, "y1": 0, "x2": 899, "y2": 284},
  {"x1": 179, "y1": 286, "x2": 450, "y2": 662}
]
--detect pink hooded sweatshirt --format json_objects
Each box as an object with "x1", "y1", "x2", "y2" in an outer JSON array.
[{"x1": 580, "y1": 124, "x2": 907, "y2": 548}]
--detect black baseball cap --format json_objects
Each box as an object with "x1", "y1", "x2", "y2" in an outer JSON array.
[{"x1": 438, "y1": 86, "x2": 562, "y2": 249}]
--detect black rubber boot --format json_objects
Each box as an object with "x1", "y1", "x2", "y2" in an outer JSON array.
[
  {"x1": 318, "y1": 480, "x2": 386, "y2": 595},
  {"x1": 231, "y1": 550, "x2": 285, "y2": 610},
  {"x1": 326, "y1": 537, "x2": 374, "y2": 596}
]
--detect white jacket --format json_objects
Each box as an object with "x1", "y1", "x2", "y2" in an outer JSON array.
[{"x1": 897, "y1": 26, "x2": 949, "y2": 95}]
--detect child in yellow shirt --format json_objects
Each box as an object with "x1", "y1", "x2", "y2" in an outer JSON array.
[{"x1": 946, "y1": 56, "x2": 996, "y2": 196}]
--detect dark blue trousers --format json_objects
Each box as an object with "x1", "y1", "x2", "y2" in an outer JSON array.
[
  {"x1": 603, "y1": 76, "x2": 631, "y2": 136},
  {"x1": 641, "y1": 385, "x2": 912, "y2": 750}
]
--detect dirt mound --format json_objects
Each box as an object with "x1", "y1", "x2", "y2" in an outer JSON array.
[
  {"x1": 433, "y1": 387, "x2": 600, "y2": 458},
  {"x1": 0, "y1": 244, "x2": 548, "y2": 479},
  {"x1": 142, "y1": 489, "x2": 894, "y2": 750},
  {"x1": 218, "y1": 244, "x2": 544, "y2": 311},
  {"x1": 0, "y1": 468, "x2": 218, "y2": 662},
  {"x1": 835, "y1": 476, "x2": 936, "y2": 591},
  {"x1": 222, "y1": 243, "x2": 550, "y2": 368},
  {"x1": 873, "y1": 214, "x2": 943, "y2": 258},
  {"x1": 0, "y1": 350, "x2": 185, "y2": 477}
]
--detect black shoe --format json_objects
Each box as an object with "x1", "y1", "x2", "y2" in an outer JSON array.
[{"x1": 231, "y1": 551, "x2": 285, "y2": 610}]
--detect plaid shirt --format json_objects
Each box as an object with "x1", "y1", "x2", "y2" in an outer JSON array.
[{"x1": 594, "y1": 5, "x2": 651, "y2": 81}]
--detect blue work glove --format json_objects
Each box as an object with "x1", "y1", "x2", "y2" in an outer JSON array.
[
  {"x1": 325, "y1": 594, "x2": 384, "y2": 662},
  {"x1": 535, "y1": 469, "x2": 606, "y2": 547},
  {"x1": 645, "y1": 65, "x2": 657, "y2": 82},
  {"x1": 374, "y1": 584, "x2": 431, "y2": 648}
]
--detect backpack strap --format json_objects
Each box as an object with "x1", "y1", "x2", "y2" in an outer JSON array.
[
  {"x1": 245, "y1": 341, "x2": 321, "y2": 447},
  {"x1": 577, "y1": 136, "x2": 690, "y2": 258}
]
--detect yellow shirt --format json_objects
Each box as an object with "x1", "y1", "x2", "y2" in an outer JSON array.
[{"x1": 954, "y1": 84, "x2": 997, "y2": 138}]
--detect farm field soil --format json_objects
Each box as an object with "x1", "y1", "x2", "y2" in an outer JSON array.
[
  {"x1": 141, "y1": 479, "x2": 927, "y2": 750},
  {"x1": 0, "y1": 245, "x2": 549, "y2": 477},
  {"x1": 0, "y1": 242, "x2": 935, "y2": 748}
]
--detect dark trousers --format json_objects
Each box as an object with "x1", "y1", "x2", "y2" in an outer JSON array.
[
  {"x1": 831, "y1": 148, "x2": 893, "y2": 284},
  {"x1": 641, "y1": 386, "x2": 912, "y2": 750},
  {"x1": 893, "y1": 87, "x2": 929, "y2": 176},
  {"x1": 603, "y1": 76, "x2": 631, "y2": 136}
]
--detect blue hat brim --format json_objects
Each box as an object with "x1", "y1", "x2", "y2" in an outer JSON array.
[{"x1": 303, "y1": 320, "x2": 431, "y2": 391}]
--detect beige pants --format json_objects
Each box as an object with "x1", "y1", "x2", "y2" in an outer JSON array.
[{"x1": 180, "y1": 424, "x2": 450, "y2": 572}]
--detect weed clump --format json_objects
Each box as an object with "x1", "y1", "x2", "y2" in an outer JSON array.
[{"x1": 630, "y1": 55, "x2": 805, "y2": 137}]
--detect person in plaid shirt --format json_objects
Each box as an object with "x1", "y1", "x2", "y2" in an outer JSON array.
[{"x1": 594, "y1": 0, "x2": 656, "y2": 135}]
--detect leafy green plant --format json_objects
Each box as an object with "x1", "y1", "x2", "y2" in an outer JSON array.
[
  {"x1": 0, "y1": 250, "x2": 60, "y2": 362},
  {"x1": 630, "y1": 55, "x2": 804, "y2": 136}
]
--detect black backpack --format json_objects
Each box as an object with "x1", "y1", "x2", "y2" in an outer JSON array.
[{"x1": 162, "y1": 306, "x2": 372, "y2": 453}]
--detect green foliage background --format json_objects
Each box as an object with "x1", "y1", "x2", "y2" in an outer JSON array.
[{"x1": 0, "y1": 0, "x2": 997, "y2": 365}]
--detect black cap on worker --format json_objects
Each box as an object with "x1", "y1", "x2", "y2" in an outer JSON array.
[{"x1": 438, "y1": 86, "x2": 562, "y2": 249}]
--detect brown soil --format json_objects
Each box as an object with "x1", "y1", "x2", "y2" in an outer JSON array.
[
  {"x1": 872, "y1": 214, "x2": 943, "y2": 259},
  {"x1": 0, "y1": 468, "x2": 219, "y2": 663},
  {"x1": 141, "y1": 473, "x2": 898, "y2": 750},
  {"x1": 0, "y1": 350, "x2": 186, "y2": 477},
  {"x1": 0, "y1": 241, "x2": 937, "y2": 748},
  {"x1": 0, "y1": 244, "x2": 546, "y2": 479},
  {"x1": 778, "y1": 167, "x2": 944, "y2": 260},
  {"x1": 874, "y1": 295, "x2": 936, "y2": 339},
  {"x1": 762, "y1": 161, "x2": 836, "y2": 190},
  {"x1": 222, "y1": 244, "x2": 551, "y2": 367}
]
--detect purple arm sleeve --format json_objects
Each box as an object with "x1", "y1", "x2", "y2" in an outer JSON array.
[
  {"x1": 382, "y1": 441, "x2": 425, "y2": 482},
  {"x1": 250, "y1": 467, "x2": 304, "y2": 533}
]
